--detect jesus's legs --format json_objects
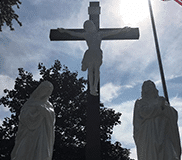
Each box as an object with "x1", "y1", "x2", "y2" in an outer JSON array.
[
  {"x1": 88, "y1": 66, "x2": 98, "y2": 96},
  {"x1": 93, "y1": 67, "x2": 100, "y2": 95}
]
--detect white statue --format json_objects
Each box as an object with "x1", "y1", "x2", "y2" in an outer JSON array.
[
  {"x1": 133, "y1": 80, "x2": 181, "y2": 160},
  {"x1": 58, "y1": 20, "x2": 130, "y2": 96},
  {"x1": 11, "y1": 81, "x2": 55, "y2": 160}
]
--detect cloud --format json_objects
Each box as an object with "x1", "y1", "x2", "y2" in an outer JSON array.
[
  {"x1": 170, "y1": 97, "x2": 182, "y2": 127},
  {"x1": 111, "y1": 100, "x2": 135, "y2": 145},
  {"x1": 130, "y1": 147, "x2": 137, "y2": 160},
  {"x1": 0, "y1": 0, "x2": 182, "y2": 155},
  {"x1": 19, "y1": 0, "x2": 157, "y2": 84},
  {"x1": 107, "y1": 100, "x2": 136, "y2": 158},
  {"x1": 100, "y1": 83, "x2": 122, "y2": 103},
  {"x1": 100, "y1": 0, "x2": 182, "y2": 86},
  {"x1": 0, "y1": 105, "x2": 11, "y2": 126},
  {"x1": 0, "y1": 1, "x2": 90, "y2": 78},
  {"x1": 0, "y1": 75, "x2": 14, "y2": 95},
  {"x1": 0, "y1": 75, "x2": 14, "y2": 125},
  {"x1": 2, "y1": 0, "x2": 181, "y2": 87},
  {"x1": 0, "y1": 104, "x2": 10, "y2": 125}
]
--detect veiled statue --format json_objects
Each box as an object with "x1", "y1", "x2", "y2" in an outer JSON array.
[
  {"x1": 133, "y1": 80, "x2": 181, "y2": 160},
  {"x1": 11, "y1": 81, "x2": 55, "y2": 160}
]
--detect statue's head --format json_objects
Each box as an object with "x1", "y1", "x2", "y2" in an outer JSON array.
[
  {"x1": 83, "y1": 20, "x2": 96, "y2": 33},
  {"x1": 141, "y1": 80, "x2": 158, "y2": 99},
  {"x1": 30, "y1": 81, "x2": 54, "y2": 101}
]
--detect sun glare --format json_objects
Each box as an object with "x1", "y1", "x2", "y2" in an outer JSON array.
[{"x1": 119, "y1": 0, "x2": 149, "y2": 26}]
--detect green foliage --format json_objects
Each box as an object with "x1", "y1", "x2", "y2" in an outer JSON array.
[
  {"x1": 0, "y1": 0, "x2": 22, "y2": 31},
  {"x1": 0, "y1": 60, "x2": 133, "y2": 160}
]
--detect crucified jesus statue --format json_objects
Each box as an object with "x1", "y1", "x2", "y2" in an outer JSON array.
[{"x1": 58, "y1": 20, "x2": 130, "y2": 96}]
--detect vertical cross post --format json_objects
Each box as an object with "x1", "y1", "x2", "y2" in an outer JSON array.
[
  {"x1": 86, "y1": 2, "x2": 101, "y2": 160},
  {"x1": 49, "y1": 2, "x2": 140, "y2": 159},
  {"x1": 88, "y1": 1, "x2": 100, "y2": 30}
]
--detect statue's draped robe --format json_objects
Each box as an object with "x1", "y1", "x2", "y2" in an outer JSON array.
[
  {"x1": 11, "y1": 100, "x2": 55, "y2": 160},
  {"x1": 133, "y1": 97, "x2": 181, "y2": 160}
]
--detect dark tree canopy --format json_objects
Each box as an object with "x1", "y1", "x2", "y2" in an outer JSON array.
[
  {"x1": 0, "y1": 0, "x2": 22, "y2": 31},
  {"x1": 0, "y1": 60, "x2": 134, "y2": 160}
]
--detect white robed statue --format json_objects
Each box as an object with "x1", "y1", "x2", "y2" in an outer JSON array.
[
  {"x1": 11, "y1": 81, "x2": 55, "y2": 160},
  {"x1": 133, "y1": 80, "x2": 181, "y2": 160}
]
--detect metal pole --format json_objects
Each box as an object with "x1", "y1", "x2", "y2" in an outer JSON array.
[{"x1": 148, "y1": 0, "x2": 170, "y2": 104}]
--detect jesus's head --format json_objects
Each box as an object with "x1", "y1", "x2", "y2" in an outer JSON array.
[{"x1": 83, "y1": 20, "x2": 97, "y2": 33}]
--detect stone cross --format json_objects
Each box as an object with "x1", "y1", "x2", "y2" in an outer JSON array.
[{"x1": 49, "y1": 2, "x2": 139, "y2": 160}]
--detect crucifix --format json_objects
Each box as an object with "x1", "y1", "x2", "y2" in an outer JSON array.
[{"x1": 50, "y1": 2, "x2": 139, "y2": 160}]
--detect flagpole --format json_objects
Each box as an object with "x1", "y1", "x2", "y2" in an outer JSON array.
[{"x1": 148, "y1": 0, "x2": 170, "y2": 104}]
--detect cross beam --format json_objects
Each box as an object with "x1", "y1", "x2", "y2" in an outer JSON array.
[{"x1": 50, "y1": 28, "x2": 139, "y2": 41}]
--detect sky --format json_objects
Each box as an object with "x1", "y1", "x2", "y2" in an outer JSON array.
[{"x1": 0, "y1": 0, "x2": 182, "y2": 159}]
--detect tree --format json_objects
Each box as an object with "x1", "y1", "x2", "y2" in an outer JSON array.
[
  {"x1": 0, "y1": 60, "x2": 134, "y2": 160},
  {"x1": 0, "y1": 0, "x2": 22, "y2": 31}
]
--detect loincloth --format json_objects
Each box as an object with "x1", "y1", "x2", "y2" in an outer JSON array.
[{"x1": 82, "y1": 49, "x2": 103, "y2": 68}]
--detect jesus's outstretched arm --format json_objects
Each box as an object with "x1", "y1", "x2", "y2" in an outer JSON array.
[
  {"x1": 100, "y1": 26, "x2": 131, "y2": 38},
  {"x1": 57, "y1": 28, "x2": 85, "y2": 38}
]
